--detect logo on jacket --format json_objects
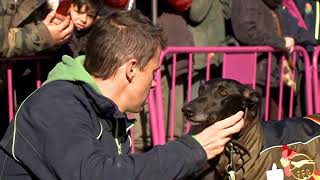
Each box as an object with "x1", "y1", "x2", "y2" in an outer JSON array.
[{"x1": 279, "y1": 145, "x2": 319, "y2": 180}]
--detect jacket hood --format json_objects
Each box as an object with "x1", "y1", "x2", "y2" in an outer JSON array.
[
  {"x1": 44, "y1": 55, "x2": 102, "y2": 94},
  {"x1": 262, "y1": 0, "x2": 282, "y2": 9}
]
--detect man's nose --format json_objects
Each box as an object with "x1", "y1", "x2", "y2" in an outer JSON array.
[{"x1": 151, "y1": 79, "x2": 156, "y2": 88}]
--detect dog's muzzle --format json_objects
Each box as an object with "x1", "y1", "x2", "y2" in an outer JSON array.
[{"x1": 182, "y1": 105, "x2": 195, "y2": 118}]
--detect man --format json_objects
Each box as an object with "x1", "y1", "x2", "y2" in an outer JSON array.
[
  {"x1": 0, "y1": 0, "x2": 74, "y2": 57},
  {"x1": 0, "y1": 10, "x2": 244, "y2": 179}
]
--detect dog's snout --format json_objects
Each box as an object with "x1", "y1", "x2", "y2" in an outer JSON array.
[{"x1": 182, "y1": 106, "x2": 195, "y2": 118}]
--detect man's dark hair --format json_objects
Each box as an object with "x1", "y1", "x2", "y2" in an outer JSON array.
[
  {"x1": 73, "y1": 0, "x2": 101, "y2": 15},
  {"x1": 84, "y1": 10, "x2": 166, "y2": 79}
]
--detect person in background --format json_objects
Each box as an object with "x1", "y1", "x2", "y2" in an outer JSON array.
[
  {"x1": 0, "y1": 0, "x2": 74, "y2": 57},
  {"x1": 0, "y1": 0, "x2": 74, "y2": 137},
  {"x1": 188, "y1": 0, "x2": 231, "y2": 69},
  {"x1": 231, "y1": 0, "x2": 296, "y2": 120},
  {"x1": 277, "y1": 0, "x2": 317, "y2": 116},
  {"x1": 280, "y1": 0, "x2": 316, "y2": 51},
  {"x1": 293, "y1": 0, "x2": 320, "y2": 99},
  {"x1": 62, "y1": 0, "x2": 102, "y2": 57},
  {"x1": 0, "y1": 10, "x2": 244, "y2": 180},
  {"x1": 294, "y1": 0, "x2": 320, "y2": 45}
]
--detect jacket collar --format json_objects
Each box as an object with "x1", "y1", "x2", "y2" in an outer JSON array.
[{"x1": 82, "y1": 83, "x2": 135, "y2": 137}]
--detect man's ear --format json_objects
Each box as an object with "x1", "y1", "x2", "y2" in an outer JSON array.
[{"x1": 126, "y1": 59, "x2": 138, "y2": 82}]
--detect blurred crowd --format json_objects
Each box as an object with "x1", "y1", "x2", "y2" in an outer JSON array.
[{"x1": 0, "y1": 0, "x2": 320, "y2": 151}]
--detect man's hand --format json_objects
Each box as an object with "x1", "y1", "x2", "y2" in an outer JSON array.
[
  {"x1": 284, "y1": 37, "x2": 295, "y2": 53},
  {"x1": 42, "y1": 10, "x2": 74, "y2": 45},
  {"x1": 193, "y1": 111, "x2": 244, "y2": 160}
]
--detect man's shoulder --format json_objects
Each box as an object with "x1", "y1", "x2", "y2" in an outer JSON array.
[
  {"x1": 17, "y1": 81, "x2": 93, "y2": 124},
  {"x1": 25, "y1": 80, "x2": 84, "y2": 106},
  {"x1": 40, "y1": 80, "x2": 81, "y2": 93}
]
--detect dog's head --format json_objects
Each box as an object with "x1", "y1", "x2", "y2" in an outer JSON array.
[
  {"x1": 182, "y1": 78, "x2": 261, "y2": 130},
  {"x1": 182, "y1": 79, "x2": 262, "y2": 178}
]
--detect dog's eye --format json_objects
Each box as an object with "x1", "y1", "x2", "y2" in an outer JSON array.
[{"x1": 219, "y1": 89, "x2": 228, "y2": 96}]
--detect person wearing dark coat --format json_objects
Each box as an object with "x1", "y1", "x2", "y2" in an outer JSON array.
[
  {"x1": 231, "y1": 0, "x2": 294, "y2": 51},
  {"x1": 294, "y1": 0, "x2": 319, "y2": 44},
  {"x1": 0, "y1": 10, "x2": 245, "y2": 180},
  {"x1": 231, "y1": 0, "x2": 296, "y2": 120},
  {"x1": 279, "y1": 0, "x2": 317, "y2": 51}
]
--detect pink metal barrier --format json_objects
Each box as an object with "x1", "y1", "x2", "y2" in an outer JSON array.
[
  {"x1": 1, "y1": 46, "x2": 316, "y2": 150},
  {"x1": 149, "y1": 46, "x2": 314, "y2": 145},
  {"x1": 0, "y1": 56, "x2": 52, "y2": 122},
  {"x1": 312, "y1": 47, "x2": 320, "y2": 113}
]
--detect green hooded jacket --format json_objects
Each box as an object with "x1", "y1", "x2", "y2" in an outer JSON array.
[{"x1": 44, "y1": 55, "x2": 102, "y2": 94}]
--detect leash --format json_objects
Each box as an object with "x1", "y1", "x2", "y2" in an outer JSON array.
[
  {"x1": 225, "y1": 108, "x2": 250, "y2": 180},
  {"x1": 226, "y1": 142, "x2": 236, "y2": 180}
]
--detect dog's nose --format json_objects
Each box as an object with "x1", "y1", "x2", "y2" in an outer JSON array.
[{"x1": 182, "y1": 106, "x2": 195, "y2": 118}]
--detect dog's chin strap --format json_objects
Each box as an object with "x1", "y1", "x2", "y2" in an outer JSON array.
[{"x1": 226, "y1": 142, "x2": 236, "y2": 180}]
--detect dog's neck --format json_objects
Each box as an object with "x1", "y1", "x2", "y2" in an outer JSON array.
[{"x1": 216, "y1": 115, "x2": 264, "y2": 178}]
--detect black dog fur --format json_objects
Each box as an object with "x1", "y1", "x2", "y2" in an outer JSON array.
[{"x1": 182, "y1": 78, "x2": 262, "y2": 179}]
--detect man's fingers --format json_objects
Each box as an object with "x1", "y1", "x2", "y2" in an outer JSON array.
[
  {"x1": 55, "y1": 14, "x2": 67, "y2": 21},
  {"x1": 214, "y1": 111, "x2": 244, "y2": 129},
  {"x1": 195, "y1": 111, "x2": 245, "y2": 160},
  {"x1": 206, "y1": 146, "x2": 225, "y2": 159},
  {"x1": 206, "y1": 137, "x2": 231, "y2": 148},
  {"x1": 51, "y1": 18, "x2": 63, "y2": 25},
  {"x1": 58, "y1": 16, "x2": 71, "y2": 30},
  {"x1": 220, "y1": 118, "x2": 244, "y2": 138},
  {"x1": 60, "y1": 20, "x2": 74, "y2": 38},
  {"x1": 205, "y1": 137, "x2": 231, "y2": 159},
  {"x1": 43, "y1": 10, "x2": 56, "y2": 24}
]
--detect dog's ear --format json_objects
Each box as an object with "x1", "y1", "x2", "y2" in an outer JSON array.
[
  {"x1": 243, "y1": 87, "x2": 260, "y2": 104},
  {"x1": 243, "y1": 87, "x2": 261, "y2": 118}
]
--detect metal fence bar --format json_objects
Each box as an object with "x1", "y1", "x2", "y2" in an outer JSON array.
[
  {"x1": 289, "y1": 52, "x2": 297, "y2": 117},
  {"x1": 7, "y1": 63, "x2": 14, "y2": 122},
  {"x1": 278, "y1": 56, "x2": 285, "y2": 120},
  {"x1": 36, "y1": 62, "x2": 41, "y2": 89},
  {"x1": 312, "y1": 47, "x2": 320, "y2": 113},
  {"x1": 169, "y1": 54, "x2": 177, "y2": 140},
  {"x1": 185, "y1": 53, "x2": 193, "y2": 134},
  {"x1": 265, "y1": 52, "x2": 272, "y2": 121}
]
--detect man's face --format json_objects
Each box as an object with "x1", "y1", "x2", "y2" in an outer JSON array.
[
  {"x1": 127, "y1": 48, "x2": 160, "y2": 112},
  {"x1": 70, "y1": 4, "x2": 95, "y2": 31}
]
